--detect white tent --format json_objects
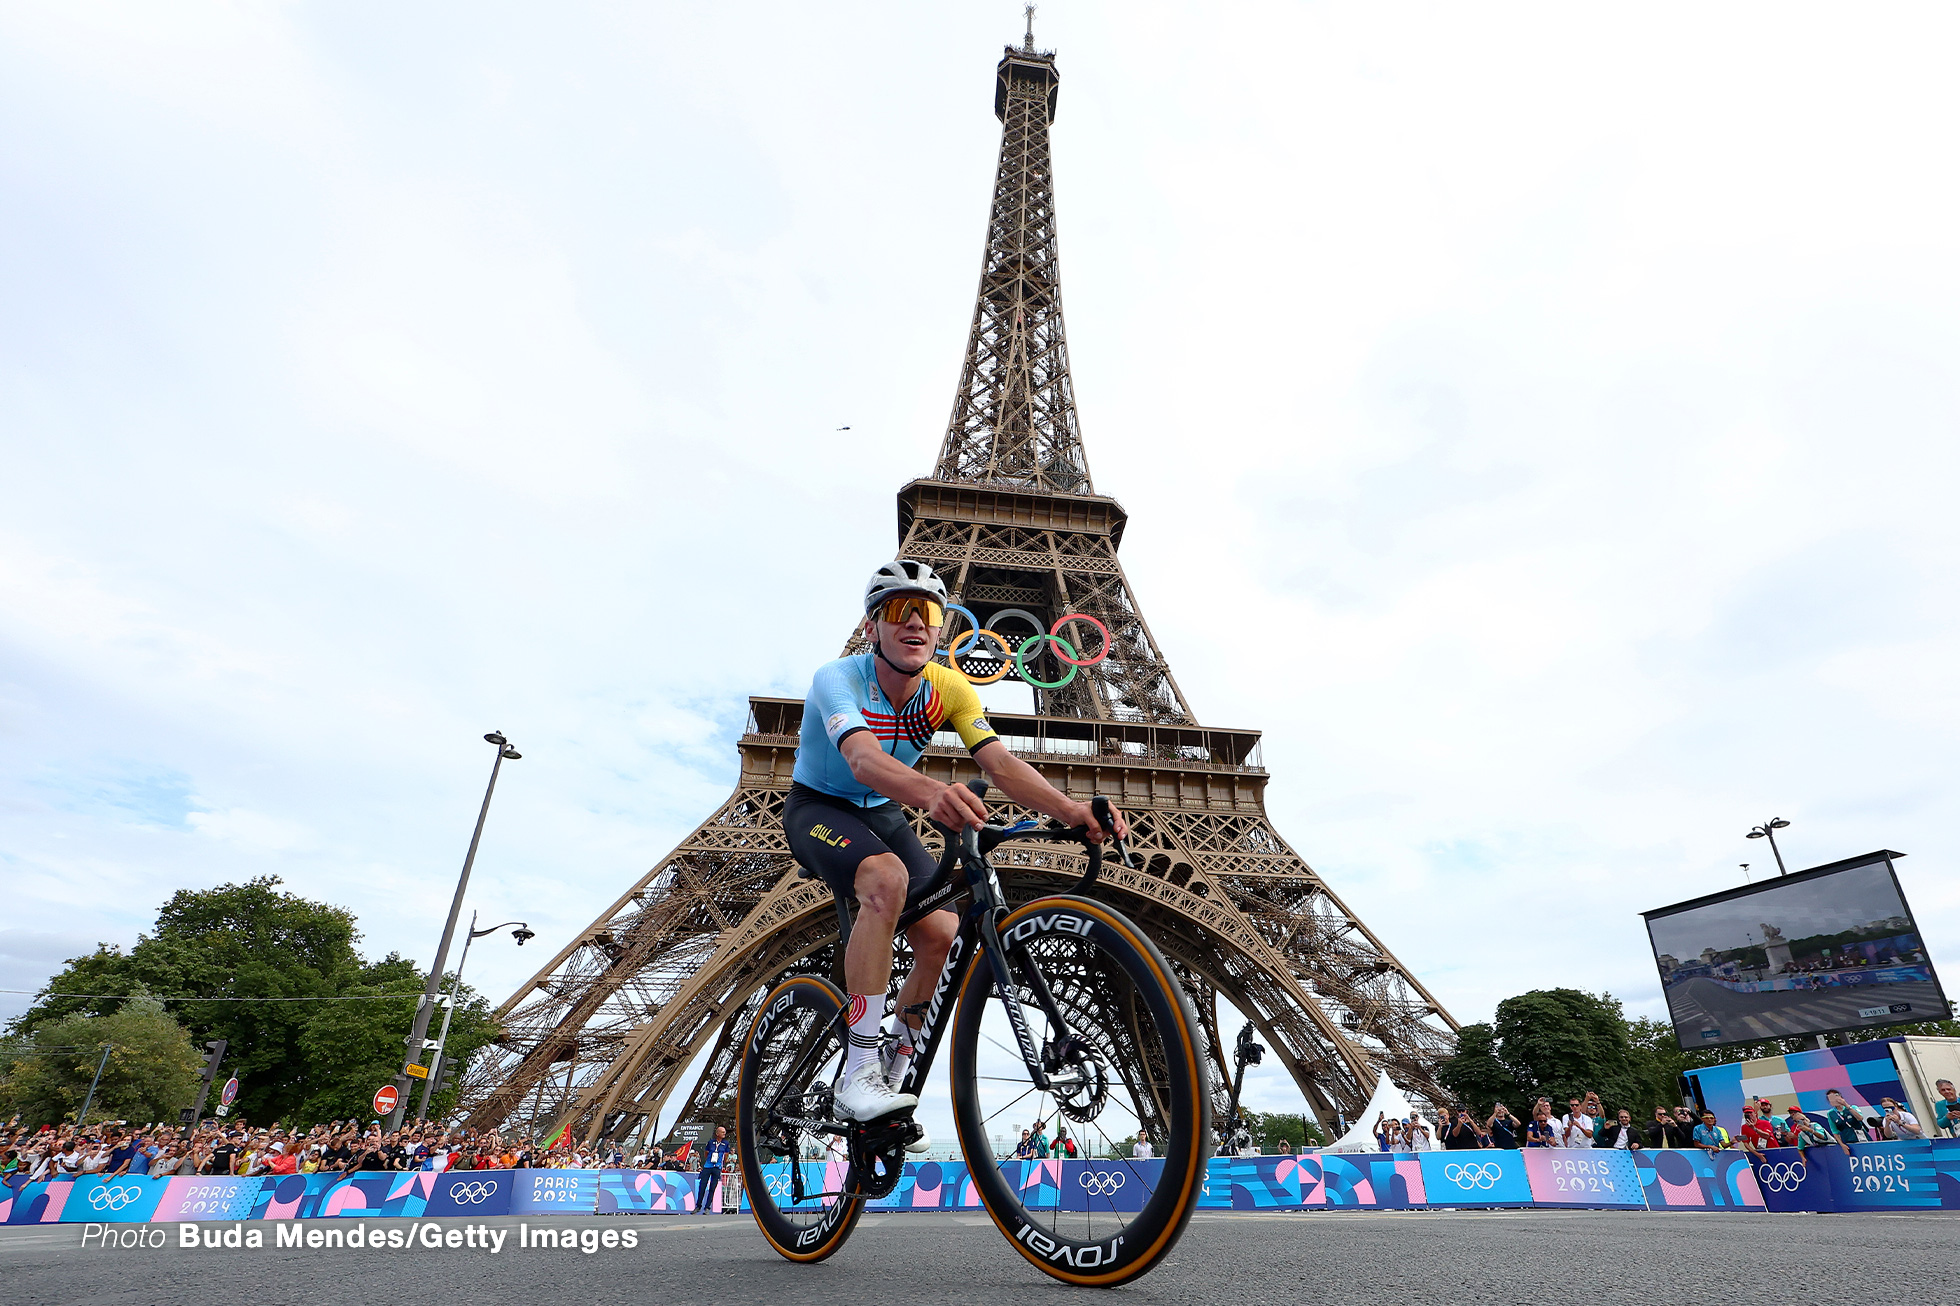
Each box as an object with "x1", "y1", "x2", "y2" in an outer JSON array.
[{"x1": 1321, "y1": 1072, "x2": 1418, "y2": 1152}]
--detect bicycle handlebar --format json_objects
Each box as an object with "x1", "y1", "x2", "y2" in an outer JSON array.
[{"x1": 927, "y1": 779, "x2": 1131, "y2": 896}]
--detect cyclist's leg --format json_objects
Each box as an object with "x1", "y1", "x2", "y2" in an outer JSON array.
[
  {"x1": 782, "y1": 788, "x2": 918, "y2": 1114},
  {"x1": 842, "y1": 853, "x2": 909, "y2": 997},
  {"x1": 855, "y1": 802, "x2": 954, "y2": 1042}
]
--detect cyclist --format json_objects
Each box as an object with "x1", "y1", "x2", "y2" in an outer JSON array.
[{"x1": 785, "y1": 559, "x2": 1128, "y2": 1134}]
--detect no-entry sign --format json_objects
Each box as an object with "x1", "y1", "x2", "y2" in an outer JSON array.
[
  {"x1": 220, "y1": 1077, "x2": 239, "y2": 1106},
  {"x1": 373, "y1": 1084, "x2": 400, "y2": 1116}
]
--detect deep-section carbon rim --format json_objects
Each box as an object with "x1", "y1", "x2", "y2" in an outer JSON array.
[
  {"x1": 737, "y1": 975, "x2": 864, "y2": 1262},
  {"x1": 950, "y1": 895, "x2": 1208, "y2": 1287}
]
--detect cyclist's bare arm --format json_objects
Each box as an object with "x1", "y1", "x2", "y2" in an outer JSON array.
[
  {"x1": 975, "y1": 741, "x2": 1129, "y2": 842},
  {"x1": 838, "y1": 733, "x2": 1126, "y2": 841},
  {"x1": 840, "y1": 731, "x2": 987, "y2": 829}
]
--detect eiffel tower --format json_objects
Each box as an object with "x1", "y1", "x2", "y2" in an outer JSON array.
[{"x1": 458, "y1": 26, "x2": 1457, "y2": 1147}]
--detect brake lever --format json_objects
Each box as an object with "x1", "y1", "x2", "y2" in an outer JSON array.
[{"x1": 1091, "y1": 794, "x2": 1133, "y2": 869}]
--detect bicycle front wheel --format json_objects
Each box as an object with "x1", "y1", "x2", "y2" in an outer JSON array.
[
  {"x1": 950, "y1": 895, "x2": 1208, "y2": 1287},
  {"x1": 737, "y1": 974, "x2": 863, "y2": 1263}
]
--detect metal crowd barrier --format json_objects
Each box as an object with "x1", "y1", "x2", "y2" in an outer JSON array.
[{"x1": 6, "y1": 1140, "x2": 1956, "y2": 1225}]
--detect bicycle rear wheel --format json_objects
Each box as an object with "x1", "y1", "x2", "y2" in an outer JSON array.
[
  {"x1": 950, "y1": 895, "x2": 1208, "y2": 1287},
  {"x1": 737, "y1": 975, "x2": 864, "y2": 1262}
]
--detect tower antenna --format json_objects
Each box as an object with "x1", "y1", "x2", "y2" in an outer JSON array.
[{"x1": 1024, "y1": 2, "x2": 1036, "y2": 52}]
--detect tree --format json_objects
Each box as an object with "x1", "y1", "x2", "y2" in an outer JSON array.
[
  {"x1": 1436, "y1": 1022, "x2": 1522, "y2": 1112},
  {"x1": 1490, "y1": 989, "x2": 1650, "y2": 1112},
  {"x1": 1436, "y1": 989, "x2": 1670, "y2": 1118},
  {"x1": 0, "y1": 996, "x2": 201, "y2": 1128},
  {"x1": 12, "y1": 878, "x2": 500, "y2": 1127},
  {"x1": 1243, "y1": 1110, "x2": 1324, "y2": 1152}
]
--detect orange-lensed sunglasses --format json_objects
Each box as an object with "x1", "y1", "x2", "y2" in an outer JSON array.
[{"x1": 871, "y1": 595, "x2": 944, "y2": 627}]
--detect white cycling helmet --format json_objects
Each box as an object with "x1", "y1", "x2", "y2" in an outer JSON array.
[{"x1": 863, "y1": 559, "x2": 949, "y2": 615}]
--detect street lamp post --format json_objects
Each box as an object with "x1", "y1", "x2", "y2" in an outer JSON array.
[
  {"x1": 414, "y1": 911, "x2": 533, "y2": 1121},
  {"x1": 1745, "y1": 818, "x2": 1791, "y2": 875},
  {"x1": 388, "y1": 732, "x2": 522, "y2": 1132}
]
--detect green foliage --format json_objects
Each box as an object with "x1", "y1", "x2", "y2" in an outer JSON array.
[
  {"x1": 0, "y1": 996, "x2": 202, "y2": 1128},
  {"x1": 1438, "y1": 989, "x2": 1677, "y2": 1118},
  {"x1": 1436, "y1": 1022, "x2": 1523, "y2": 1112},
  {"x1": 10, "y1": 877, "x2": 501, "y2": 1128},
  {"x1": 1441, "y1": 988, "x2": 1960, "y2": 1121},
  {"x1": 1243, "y1": 1110, "x2": 1324, "y2": 1151}
]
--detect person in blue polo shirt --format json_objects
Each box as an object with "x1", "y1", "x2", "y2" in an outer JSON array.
[
  {"x1": 696, "y1": 1126, "x2": 732, "y2": 1214},
  {"x1": 1692, "y1": 1112, "x2": 1730, "y2": 1153}
]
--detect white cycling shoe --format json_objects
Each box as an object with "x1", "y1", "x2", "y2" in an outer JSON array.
[{"x1": 834, "y1": 1061, "x2": 918, "y2": 1123}]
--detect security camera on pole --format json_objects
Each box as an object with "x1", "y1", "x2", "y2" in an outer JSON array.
[
  {"x1": 413, "y1": 910, "x2": 533, "y2": 1122},
  {"x1": 388, "y1": 731, "x2": 522, "y2": 1132}
]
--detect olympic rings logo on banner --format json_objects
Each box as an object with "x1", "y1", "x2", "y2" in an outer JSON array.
[
  {"x1": 937, "y1": 607, "x2": 1112, "y2": 688},
  {"x1": 89, "y1": 1184, "x2": 143, "y2": 1212},
  {"x1": 1078, "y1": 1170, "x2": 1127, "y2": 1196},
  {"x1": 448, "y1": 1180, "x2": 499, "y2": 1205},
  {"x1": 766, "y1": 1174, "x2": 794, "y2": 1199},
  {"x1": 1758, "y1": 1162, "x2": 1807, "y2": 1192},
  {"x1": 1443, "y1": 1163, "x2": 1502, "y2": 1190}
]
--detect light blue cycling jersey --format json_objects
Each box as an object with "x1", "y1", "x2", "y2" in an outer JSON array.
[{"x1": 793, "y1": 654, "x2": 1001, "y2": 806}]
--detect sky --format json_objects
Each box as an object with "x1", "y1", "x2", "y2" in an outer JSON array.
[
  {"x1": 1646, "y1": 860, "x2": 1910, "y2": 960},
  {"x1": 4, "y1": 1, "x2": 1959, "y2": 1128}
]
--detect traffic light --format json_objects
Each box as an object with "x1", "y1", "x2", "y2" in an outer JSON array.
[
  {"x1": 431, "y1": 1056, "x2": 456, "y2": 1094},
  {"x1": 187, "y1": 1039, "x2": 229, "y2": 1122}
]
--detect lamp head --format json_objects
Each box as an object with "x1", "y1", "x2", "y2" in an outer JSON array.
[
  {"x1": 1747, "y1": 830, "x2": 1765, "y2": 839},
  {"x1": 511, "y1": 927, "x2": 535, "y2": 946},
  {"x1": 501, "y1": 748, "x2": 521, "y2": 760},
  {"x1": 1769, "y1": 818, "x2": 1789, "y2": 829},
  {"x1": 485, "y1": 732, "x2": 508, "y2": 746}
]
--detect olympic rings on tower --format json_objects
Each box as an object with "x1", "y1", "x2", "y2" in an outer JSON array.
[{"x1": 937, "y1": 609, "x2": 1111, "y2": 686}]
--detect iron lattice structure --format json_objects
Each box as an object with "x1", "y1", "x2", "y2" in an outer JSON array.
[{"x1": 458, "y1": 36, "x2": 1457, "y2": 1148}]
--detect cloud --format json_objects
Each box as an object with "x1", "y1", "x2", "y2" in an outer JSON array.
[{"x1": 2, "y1": 3, "x2": 1956, "y2": 1097}]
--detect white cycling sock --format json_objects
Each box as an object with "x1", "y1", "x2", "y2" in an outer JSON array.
[{"x1": 844, "y1": 993, "x2": 884, "y2": 1075}]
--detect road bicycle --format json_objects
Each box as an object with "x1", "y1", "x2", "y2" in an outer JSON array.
[{"x1": 736, "y1": 782, "x2": 1209, "y2": 1287}]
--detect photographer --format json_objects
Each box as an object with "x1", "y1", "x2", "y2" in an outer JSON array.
[
  {"x1": 1485, "y1": 1104, "x2": 1522, "y2": 1150},
  {"x1": 1445, "y1": 1109, "x2": 1482, "y2": 1150}
]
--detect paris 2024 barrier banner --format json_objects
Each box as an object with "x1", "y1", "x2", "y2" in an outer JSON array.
[{"x1": 6, "y1": 1142, "x2": 1957, "y2": 1225}]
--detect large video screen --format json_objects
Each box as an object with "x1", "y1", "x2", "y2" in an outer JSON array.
[{"x1": 1643, "y1": 851, "x2": 1946, "y2": 1051}]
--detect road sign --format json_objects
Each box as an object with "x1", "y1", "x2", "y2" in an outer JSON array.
[
  {"x1": 213, "y1": 1104, "x2": 229, "y2": 1117},
  {"x1": 373, "y1": 1084, "x2": 400, "y2": 1116},
  {"x1": 404, "y1": 1062, "x2": 430, "y2": 1079},
  {"x1": 220, "y1": 1077, "x2": 239, "y2": 1106}
]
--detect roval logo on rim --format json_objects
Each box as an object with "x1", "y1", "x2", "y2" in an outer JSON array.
[
  {"x1": 1078, "y1": 1170, "x2": 1127, "y2": 1196},
  {"x1": 1443, "y1": 1162, "x2": 1502, "y2": 1190},
  {"x1": 1757, "y1": 1161, "x2": 1808, "y2": 1193},
  {"x1": 89, "y1": 1184, "x2": 144, "y2": 1212},
  {"x1": 448, "y1": 1180, "x2": 499, "y2": 1204}
]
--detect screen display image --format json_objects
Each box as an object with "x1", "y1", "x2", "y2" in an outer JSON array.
[{"x1": 1643, "y1": 852, "x2": 1945, "y2": 1050}]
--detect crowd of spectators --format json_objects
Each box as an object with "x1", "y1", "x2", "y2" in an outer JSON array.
[
  {"x1": 1007, "y1": 1119, "x2": 1083, "y2": 1159},
  {"x1": 0, "y1": 1115, "x2": 736, "y2": 1191},
  {"x1": 1379, "y1": 1082, "x2": 1955, "y2": 1160}
]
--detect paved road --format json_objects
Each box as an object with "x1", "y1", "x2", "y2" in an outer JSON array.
[{"x1": 6, "y1": 1208, "x2": 1958, "y2": 1305}]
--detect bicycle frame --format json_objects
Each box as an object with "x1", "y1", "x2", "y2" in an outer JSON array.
[{"x1": 758, "y1": 789, "x2": 1126, "y2": 1200}]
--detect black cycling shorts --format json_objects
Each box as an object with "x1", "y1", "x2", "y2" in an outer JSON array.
[{"x1": 783, "y1": 783, "x2": 942, "y2": 907}]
